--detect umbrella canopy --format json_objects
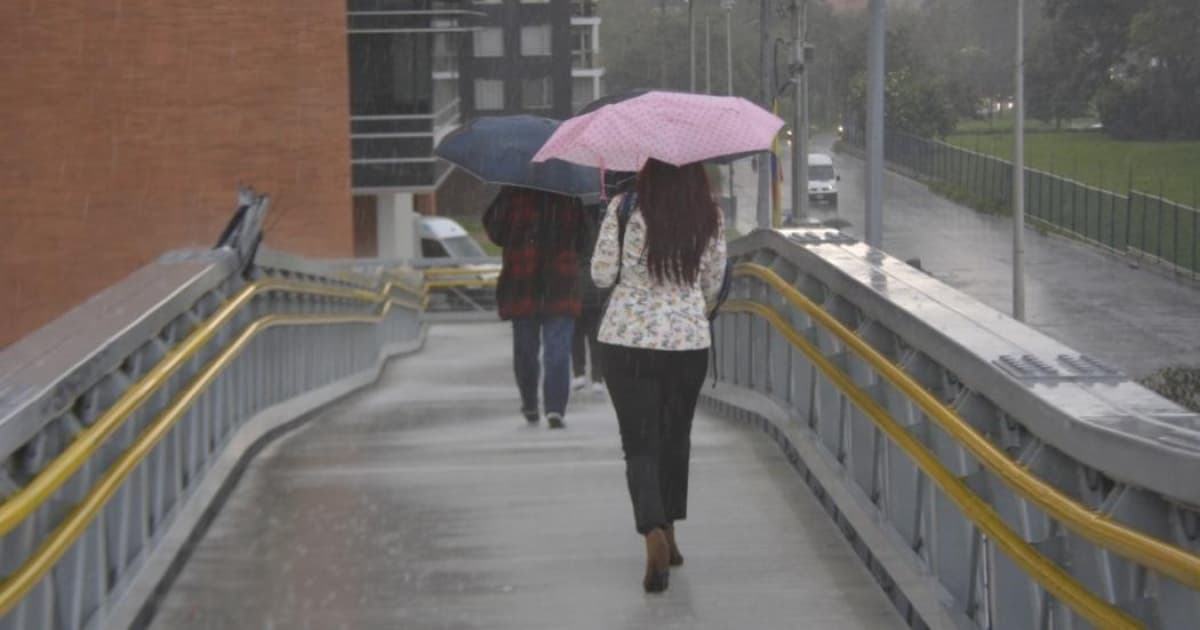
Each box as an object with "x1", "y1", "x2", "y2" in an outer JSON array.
[
  {"x1": 533, "y1": 91, "x2": 784, "y2": 173},
  {"x1": 578, "y1": 89, "x2": 752, "y2": 166},
  {"x1": 434, "y1": 114, "x2": 601, "y2": 199}
]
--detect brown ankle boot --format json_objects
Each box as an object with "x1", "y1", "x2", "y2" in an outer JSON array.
[
  {"x1": 664, "y1": 525, "x2": 684, "y2": 567},
  {"x1": 643, "y1": 528, "x2": 670, "y2": 593}
]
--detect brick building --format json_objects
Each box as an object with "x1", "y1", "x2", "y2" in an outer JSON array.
[{"x1": 0, "y1": 1, "x2": 355, "y2": 347}]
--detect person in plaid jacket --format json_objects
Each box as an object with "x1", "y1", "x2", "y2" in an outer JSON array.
[{"x1": 484, "y1": 186, "x2": 587, "y2": 429}]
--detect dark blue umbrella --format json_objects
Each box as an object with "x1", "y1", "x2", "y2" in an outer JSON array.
[{"x1": 435, "y1": 115, "x2": 601, "y2": 200}]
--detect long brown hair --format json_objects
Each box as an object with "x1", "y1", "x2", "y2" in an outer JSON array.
[{"x1": 634, "y1": 159, "x2": 720, "y2": 286}]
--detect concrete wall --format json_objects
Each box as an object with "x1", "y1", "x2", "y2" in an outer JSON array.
[{"x1": 0, "y1": 1, "x2": 353, "y2": 347}]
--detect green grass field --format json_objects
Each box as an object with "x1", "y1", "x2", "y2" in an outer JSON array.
[{"x1": 945, "y1": 129, "x2": 1200, "y2": 208}]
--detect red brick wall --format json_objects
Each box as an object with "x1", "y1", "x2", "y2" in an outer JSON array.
[{"x1": 0, "y1": 1, "x2": 353, "y2": 347}]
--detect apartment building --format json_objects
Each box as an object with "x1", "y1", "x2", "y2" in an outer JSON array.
[
  {"x1": 452, "y1": 0, "x2": 605, "y2": 119},
  {"x1": 346, "y1": 0, "x2": 474, "y2": 257}
]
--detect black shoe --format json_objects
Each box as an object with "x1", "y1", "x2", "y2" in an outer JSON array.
[
  {"x1": 523, "y1": 409, "x2": 539, "y2": 425},
  {"x1": 546, "y1": 412, "x2": 565, "y2": 429}
]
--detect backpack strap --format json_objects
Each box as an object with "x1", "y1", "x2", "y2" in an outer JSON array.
[{"x1": 613, "y1": 192, "x2": 638, "y2": 286}]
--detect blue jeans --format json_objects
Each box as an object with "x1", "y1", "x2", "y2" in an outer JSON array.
[{"x1": 512, "y1": 317, "x2": 575, "y2": 417}]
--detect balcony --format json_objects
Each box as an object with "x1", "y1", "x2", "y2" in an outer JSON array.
[
  {"x1": 571, "y1": 0, "x2": 598, "y2": 18},
  {"x1": 433, "y1": 54, "x2": 458, "y2": 74},
  {"x1": 571, "y1": 48, "x2": 602, "y2": 70},
  {"x1": 349, "y1": 99, "x2": 460, "y2": 191}
]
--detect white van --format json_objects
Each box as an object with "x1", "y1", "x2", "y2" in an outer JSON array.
[
  {"x1": 806, "y1": 153, "x2": 839, "y2": 206},
  {"x1": 417, "y1": 216, "x2": 488, "y2": 259},
  {"x1": 416, "y1": 216, "x2": 499, "y2": 311}
]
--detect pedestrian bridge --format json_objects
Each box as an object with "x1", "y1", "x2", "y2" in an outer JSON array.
[{"x1": 2, "y1": 198, "x2": 1198, "y2": 630}]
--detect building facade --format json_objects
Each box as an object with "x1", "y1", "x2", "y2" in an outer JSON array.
[
  {"x1": 457, "y1": 0, "x2": 604, "y2": 119},
  {"x1": 0, "y1": 2, "x2": 354, "y2": 348},
  {"x1": 344, "y1": 0, "x2": 607, "y2": 259},
  {"x1": 569, "y1": 1, "x2": 606, "y2": 112},
  {"x1": 346, "y1": 0, "x2": 474, "y2": 258}
]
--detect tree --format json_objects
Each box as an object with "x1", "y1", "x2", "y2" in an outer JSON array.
[
  {"x1": 1026, "y1": 27, "x2": 1091, "y2": 127},
  {"x1": 843, "y1": 23, "x2": 957, "y2": 138},
  {"x1": 600, "y1": 0, "x2": 790, "y2": 102},
  {"x1": 1032, "y1": 0, "x2": 1200, "y2": 139}
]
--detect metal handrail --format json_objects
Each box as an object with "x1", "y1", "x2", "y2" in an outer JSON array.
[
  {"x1": 0, "y1": 279, "x2": 417, "y2": 538},
  {"x1": 0, "y1": 301, "x2": 417, "y2": 613},
  {"x1": 722, "y1": 299, "x2": 1141, "y2": 630},
  {"x1": 421, "y1": 266, "x2": 500, "y2": 277},
  {"x1": 733, "y1": 262, "x2": 1200, "y2": 590}
]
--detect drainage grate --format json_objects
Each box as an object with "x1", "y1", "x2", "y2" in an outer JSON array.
[
  {"x1": 789, "y1": 231, "x2": 858, "y2": 246},
  {"x1": 994, "y1": 353, "x2": 1122, "y2": 383}
]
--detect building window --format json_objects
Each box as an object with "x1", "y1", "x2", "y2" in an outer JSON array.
[
  {"x1": 520, "y1": 25, "x2": 552, "y2": 57},
  {"x1": 475, "y1": 79, "x2": 505, "y2": 110},
  {"x1": 572, "y1": 77, "x2": 594, "y2": 112},
  {"x1": 349, "y1": 34, "x2": 432, "y2": 116},
  {"x1": 571, "y1": 1, "x2": 598, "y2": 17},
  {"x1": 522, "y1": 77, "x2": 554, "y2": 110},
  {"x1": 433, "y1": 32, "x2": 459, "y2": 74},
  {"x1": 474, "y1": 27, "x2": 504, "y2": 57},
  {"x1": 571, "y1": 25, "x2": 595, "y2": 69}
]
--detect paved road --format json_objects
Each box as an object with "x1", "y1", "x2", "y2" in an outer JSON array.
[
  {"x1": 149, "y1": 324, "x2": 903, "y2": 630},
  {"x1": 730, "y1": 137, "x2": 1200, "y2": 378}
]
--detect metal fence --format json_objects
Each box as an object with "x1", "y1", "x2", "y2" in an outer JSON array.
[
  {"x1": 844, "y1": 128, "x2": 1200, "y2": 278},
  {"x1": 0, "y1": 200, "x2": 428, "y2": 629},
  {"x1": 705, "y1": 229, "x2": 1200, "y2": 630}
]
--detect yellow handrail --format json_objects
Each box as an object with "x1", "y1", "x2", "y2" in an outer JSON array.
[
  {"x1": 0, "y1": 277, "x2": 422, "y2": 612},
  {"x1": 0, "y1": 278, "x2": 415, "y2": 537},
  {"x1": 422, "y1": 266, "x2": 499, "y2": 278},
  {"x1": 722, "y1": 300, "x2": 1141, "y2": 628},
  {"x1": 733, "y1": 262, "x2": 1200, "y2": 590},
  {"x1": 721, "y1": 299, "x2": 1142, "y2": 629},
  {"x1": 425, "y1": 278, "x2": 498, "y2": 291},
  {"x1": 0, "y1": 299, "x2": 416, "y2": 614}
]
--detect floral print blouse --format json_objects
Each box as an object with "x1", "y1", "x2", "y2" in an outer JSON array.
[{"x1": 591, "y1": 194, "x2": 727, "y2": 351}]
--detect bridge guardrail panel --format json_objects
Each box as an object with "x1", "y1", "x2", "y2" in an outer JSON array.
[
  {"x1": 705, "y1": 228, "x2": 1200, "y2": 630},
  {"x1": 0, "y1": 246, "x2": 427, "y2": 630}
]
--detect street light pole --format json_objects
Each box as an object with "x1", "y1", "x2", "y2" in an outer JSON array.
[
  {"x1": 791, "y1": 0, "x2": 809, "y2": 223},
  {"x1": 659, "y1": 0, "x2": 668, "y2": 88},
  {"x1": 724, "y1": 0, "x2": 736, "y2": 211},
  {"x1": 689, "y1": 1, "x2": 696, "y2": 92},
  {"x1": 706, "y1": 16, "x2": 712, "y2": 94},
  {"x1": 1013, "y1": 0, "x2": 1027, "y2": 320},
  {"x1": 757, "y1": 0, "x2": 772, "y2": 229},
  {"x1": 865, "y1": 0, "x2": 885, "y2": 248}
]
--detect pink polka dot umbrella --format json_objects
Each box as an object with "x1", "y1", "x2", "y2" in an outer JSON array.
[{"x1": 532, "y1": 91, "x2": 785, "y2": 173}]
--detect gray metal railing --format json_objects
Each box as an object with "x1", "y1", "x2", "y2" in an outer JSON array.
[
  {"x1": 704, "y1": 228, "x2": 1200, "y2": 629},
  {"x1": 0, "y1": 209, "x2": 426, "y2": 628}
]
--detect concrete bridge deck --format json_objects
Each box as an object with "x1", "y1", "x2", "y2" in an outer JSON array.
[{"x1": 147, "y1": 323, "x2": 904, "y2": 629}]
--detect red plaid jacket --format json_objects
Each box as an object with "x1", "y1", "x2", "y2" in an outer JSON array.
[{"x1": 484, "y1": 188, "x2": 586, "y2": 320}]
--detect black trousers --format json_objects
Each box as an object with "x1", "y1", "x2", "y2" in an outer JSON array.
[{"x1": 602, "y1": 344, "x2": 709, "y2": 534}]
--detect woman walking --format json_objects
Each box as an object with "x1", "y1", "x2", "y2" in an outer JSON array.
[{"x1": 591, "y1": 158, "x2": 726, "y2": 593}]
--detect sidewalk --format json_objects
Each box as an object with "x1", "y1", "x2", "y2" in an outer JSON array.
[{"x1": 728, "y1": 136, "x2": 1200, "y2": 379}]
